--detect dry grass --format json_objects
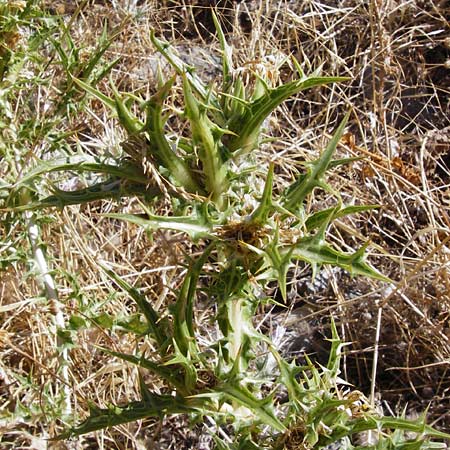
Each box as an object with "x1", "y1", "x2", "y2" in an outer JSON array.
[{"x1": 0, "y1": 0, "x2": 449, "y2": 448}]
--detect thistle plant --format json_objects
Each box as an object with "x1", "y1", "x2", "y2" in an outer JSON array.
[{"x1": 7, "y1": 11, "x2": 450, "y2": 449}]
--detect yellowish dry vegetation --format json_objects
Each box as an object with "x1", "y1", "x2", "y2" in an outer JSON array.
[{"x1": 0, "y1": 0, "x2": 449, "y2": 448}]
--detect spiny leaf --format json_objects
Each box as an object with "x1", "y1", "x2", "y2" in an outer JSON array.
[
  {"x1": 228, "y1": 76, "x2": 349, "y2": 155},
  {"x1": 291, "y1": 55, "x2": 306, "y2": 79},
  {"x1": 76, "y1": 74, "x2": 200, "y2": 193},
  {"x1": 164, "y1": 340, "x2": 197, "y2": 392},
  {"x1": 182, "y1": 74, "x2": 228, "y2": 204},
  {"x1": 251, "y1": 71, "x2": 270, "y2": 101},
  {"x1": 98, "y1": 348, "x2": 186, "y2": 393},
  {"x1": 319, "y1": 415, "x2": 450, "y2": 447},
  {"x1": 283, "y1": 111, "x2": 350, "y2": 212},
  {"x1": 105, "y1": 212, "x2": 212, "y2": 240},
  {"x1": 270, "y1": 350, "x2": 304, "y2": 414},
  {"x1": 264, "y1": 231, "x2": 294, "y2": 302},
  {"x1": 212, "y1": 10, "x2": 233, "y2": 87},
  {"x1": 81, "y1": 21, "x2": 117, "y2": 83},
  {"x1": 212, "y1": 436, "x2": 261, "y2": 450},
  {"x1": 12, "y1": 155, "x2": 149, "y2": 189},
  {"x1": 326, "y1": 318, "x2": 345, "y2": 376},
  {"x1": 72, "y1": 76, "x2": 116, "y2": 109},
  {"x1": 138, "y1": 372, "x2": 153, "y2": 404},
  {"x1": 328, "y1": 156, "x2": 363, "y2": 169},
  {"x1": 9, "y1": 180, "x2": 160, "y2": 211},
  {"x1": 250, "y1": 163, "x2": 274, "y2": 225},
  {"x1": 150, "y1": 30, "x2": 219, "y2": 109},
  {"x1": 305, "y1": 207, "x2": 337, "y2": 278},
  {"x1": 218, "y1": 383, "x2": 286, "y2": 432},
  {"x1": 143, "y1": 77, "x2": 201, "y2": 193},
  {"x1": 100, "y1": 266, "x2": 167, "y2": 349},
  {"x1": 221, "y1": 78, "x2": 248, "y2": 122},
  {"x1": 290, "y1": 238, "x2": 390, "y2": 282},
  {"x1": 173, "y1": 245, "x2": 213, "y2": 356},
  {"x1": 110, "y1": 79, "x2": 143, "y2": 134},
  {"x1": 56, "y1": 393, "x2": 198, "y2": 439},
  {"x1": 305, "y1": 204, "x2": 379, "y2": 231}
]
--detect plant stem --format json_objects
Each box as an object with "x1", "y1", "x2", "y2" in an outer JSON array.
[{"x1": 24, "y1": 206, "x2": 72, "y2": 419}]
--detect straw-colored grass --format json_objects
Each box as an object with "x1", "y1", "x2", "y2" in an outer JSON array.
[{"x1": 0, "y1": 0, "x2": 449, "y2": 448}]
